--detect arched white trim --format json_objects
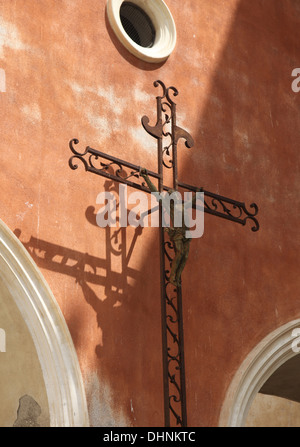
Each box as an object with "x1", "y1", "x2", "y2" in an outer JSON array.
[
  {"x1": 0, "y1": 219, "x2": 89, "y2": 427},
  {"x1": 219, "y1": 319, "x2": 300, "y2": 427}
]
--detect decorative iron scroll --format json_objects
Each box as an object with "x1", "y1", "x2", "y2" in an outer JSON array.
[
  {"x1": 69, "y1": 138, "x2": 160, "y2": 193},
  {"x1": 203, "y1": 190, "x2": 259, "y2": 232},
  {"x1": 178, "y1": 181, "x2": 259, "y2": 232},
  {"x1": 163, "y1": 237, "x2": 187, "y2": 426},
  {"x1": 142, "y1": 80, "x2": 194, "y2": 181}
]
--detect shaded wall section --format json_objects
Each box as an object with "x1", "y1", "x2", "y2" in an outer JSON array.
[{"x1": 179, "y1": 0, "x2": 300, "y2": 426}]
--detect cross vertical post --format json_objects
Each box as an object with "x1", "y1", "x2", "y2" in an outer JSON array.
[{"x1": 141, "y1": 80, "x2": 195, "y2": 426}]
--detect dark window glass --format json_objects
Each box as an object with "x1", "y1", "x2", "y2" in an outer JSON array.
[{"x1": 120, "y1": 2, "x2": 156, "y2": 48}]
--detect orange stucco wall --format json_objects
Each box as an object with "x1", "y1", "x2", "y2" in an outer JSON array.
[{"x1": 0, "y1": 0, "x2": 299, "y2": 426}]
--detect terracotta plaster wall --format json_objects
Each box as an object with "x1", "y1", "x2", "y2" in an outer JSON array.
[{"x1": 0, "y1": 0, "x2": 299, "y2": 426}]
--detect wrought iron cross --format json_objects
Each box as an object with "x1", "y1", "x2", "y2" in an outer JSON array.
[{"x1": 68, "y1": 80, "x2": 259, "y2": 427}]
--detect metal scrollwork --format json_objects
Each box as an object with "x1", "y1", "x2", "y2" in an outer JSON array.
[
  {"x1": 142, "y1": 80, "x2": 194, "y2": 172},
  {"x1": 68, "y1": 139, "x2": 160, "y2": 193},
  {"x1": 163, "y1": 235, "x2": 186, "y2": 426},
  {"x1": 69, "y1": 138, "x2": 89, "y2": 170},
  {"x1": 203, "y1": 191, "x2": 260, "y2": 232}
]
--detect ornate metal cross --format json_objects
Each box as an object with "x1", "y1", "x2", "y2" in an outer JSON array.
[{"x1": 68, "y1": 80, "x2": 259, "y2": 427}]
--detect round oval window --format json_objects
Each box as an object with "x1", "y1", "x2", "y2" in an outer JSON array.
[{"x1": 106, "y1": 0, "x2": 177, "y2": 63}]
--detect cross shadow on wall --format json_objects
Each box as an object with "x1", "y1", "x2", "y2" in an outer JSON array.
[{"x1": 14, "y1": 180, "x2": 151, "y2": 357}]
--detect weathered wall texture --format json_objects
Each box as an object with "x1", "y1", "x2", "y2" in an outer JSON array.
[
  {"x1": 0, "y1": 0, "x2": 299, "y2": 426},
  {"x1": 0, "y1": 277, "x2": 49, "y2": 427},
  {"x1": 246, "y1": 394, "x2": 300, "y2": 427}
]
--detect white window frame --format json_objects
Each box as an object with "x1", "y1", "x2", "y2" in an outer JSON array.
[{"x1": 107, "y1": 0, "x2": 177, "y2": 63}]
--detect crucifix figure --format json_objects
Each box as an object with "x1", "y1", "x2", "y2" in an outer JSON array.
[
  {"x1": 68, "y1": 80, "x2": 259, "y2": 427},
  {"x1": 139, "y1": 167, "x2": 201, "y2": 287}
]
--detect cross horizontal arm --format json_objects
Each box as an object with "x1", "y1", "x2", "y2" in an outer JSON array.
[
  {"x1": 69, "y1": 139, "x2": 259, "y2": 232},
  {"x1": 178, "y1": 180, "x2": 259, "y2": 232},
  {"x1": 69, "y1": 138, "x2": 160, "y2": 193}
]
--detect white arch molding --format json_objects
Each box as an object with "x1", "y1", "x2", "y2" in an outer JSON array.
[
  {"x1": 219, "y1": 318, "x2": 300, "y2": 426},
  {"x1": 0, "y1": 219, "x2": 89, "y2": 427}
]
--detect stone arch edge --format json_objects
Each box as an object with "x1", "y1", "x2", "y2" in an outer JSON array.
[
  {"x1": 0, "y1": 219, "x2": 89, "y2": 427},
  {"x1": 219, "y1": 318, "x2": 300, "y2": 427}
]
